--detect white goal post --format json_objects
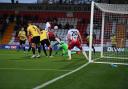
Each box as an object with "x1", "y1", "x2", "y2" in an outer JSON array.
[{"x1": 89, "y1": 1, "x2": 128, "y2": 65}]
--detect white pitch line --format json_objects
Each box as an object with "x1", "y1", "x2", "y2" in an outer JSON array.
[
  {"x1": 0, "y1": 54, "x2": 25, "y2": 55},
  {"x1": 0, "y1": 68, "x2": 72, "y2": 72},
  {"x1": 33, "y1": 62, "x2": 90, "y2": 89}
]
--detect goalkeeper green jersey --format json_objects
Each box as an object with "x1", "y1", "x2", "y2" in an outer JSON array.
[{"x1": 59, "y1": 41, "x2": 68, "y2": 52}]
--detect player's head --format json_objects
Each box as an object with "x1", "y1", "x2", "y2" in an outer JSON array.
[
  {"x1": 40, "y1": 28, "x2": 45, "y2": 31},
  {"x1": 21, "y1": 27, "x2": 24, "y2": 31},
  {"x1": 84, "y1": 32, "x2": 89, "y2": 37},
  {"x1": 28, "y1": 21, "x2": 32, "y2": 26},
  {"x1": 70, "y1": 25, "x2": 74, "y2": 29}
]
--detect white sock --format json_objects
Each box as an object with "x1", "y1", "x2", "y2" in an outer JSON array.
[
  {"x1": 82, "y1": 51, "x2": 88, "y2": 60},
  {"x1": 68, "y1": 50, "x2": 71, "y2": 60}
]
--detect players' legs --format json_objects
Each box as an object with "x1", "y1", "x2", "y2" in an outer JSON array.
[
  {"x1": 113, "y1": 45, "x2": 118, "y2": 52},
  {"x1": 115, "y1": 45, "x2": 118, "y2": 52},
  {"x1": 41, "y1": 40, "x2": 48, "y2": 56},
  {"x1": 31, "y1": 36, "x2": 41, "y2": 58},
  {"x1": 22, "y1": 40, "x2": 26, "y2": 52},
  {"x1": 18, "y1": 40, "x2": 22, "y2": 51},
  {"x1": 68, "y1": 41, "x2": 74, "y2": 60},
  {"x1": 52, "y1": 42, "x2": 60, "y2": 55},
  {"x1": 48, "y1": 45, "x2": 52, "y2": 57},
  {"x1": 36, "y1": 36, "x2": 41, "y2": 58},
  {"x1": 68, "y1": 49, "x2": 72, "y2": 60},
  {"x1": 92, "y1": 45, "x2": 96, "y2": 54},
  {"x1": 31, "y1": 43, "x2": 36, "y2": 58},
  {"x1": 87, "y1": 42, "x2": 95, "y2": 54},
  {"x1": 76, "y1": 41, "x2": 88, "y2": 60},
  {"x1": 81, "y1": 48, "x2": 88, "y2": 60},
  {"x1": 22, "y1": 44, "x2": 26, "y2": 52},
  {"x1": 28, "y1": 42, "x2": 32, "y2": 52},
  {"x1": 37, "y1": 43, "x2": 41, "y2": 57},
  {"x1": 45, "y1": 39, "x2": 52, "y2": 57}
]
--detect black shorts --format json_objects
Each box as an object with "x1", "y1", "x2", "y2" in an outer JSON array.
[
  {"x1": 41, "y1": 39, "x2": 50, "y2": 47},
  {"x1": 32, "y1": 36, "x2": 40, "y2": 44},
  {"x1": 19, "y1": 40, "x2": 26, "y2": 45},
  {"x1": 112, "y1": 44, "x2": 116, "y2": 47}
]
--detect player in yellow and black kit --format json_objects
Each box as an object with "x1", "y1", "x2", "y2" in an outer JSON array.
[
  {"x1": 84, "y1": 33, "x2": 95, "y2": 53},
  {"x1": 110, "y1": 34, "x2": 118, "y2": 52},
  {"x1": 18, "y1": 27, "x2": 27, "y2": 53},
  {"x1": 40, "y1": 29, "x2": 52, "y2": 57},
  {"x1": 27, "y1": 23, "x2": 41, "y2": 58}
]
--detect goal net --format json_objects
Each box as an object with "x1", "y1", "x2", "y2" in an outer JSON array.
[{"x1": 89, "y1": 1, "x2": 128, "y2": 65}]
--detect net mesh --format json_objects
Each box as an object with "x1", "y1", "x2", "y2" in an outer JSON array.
[
  {"x1": 90, "y1": 2, "x2": 128, "y2": 64},
  {"x1": 95, "y1": 3, "x2": 128, "y2": 14}
]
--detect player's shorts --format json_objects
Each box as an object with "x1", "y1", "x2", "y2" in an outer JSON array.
[
  {"x1": 32, "y1": 36, "x2": 40, "y2": 44},
  {"x1": 68, "y1": 40, "x2": 82, "y2": 50},
  {"x1": 48, "y1": 32, "x2": 56, "y2": 41},
  {"x1": 19, "y1": 40, "x2": 26, "y2": 45},
  {"x1": 112, "y1": 44, "x2": 116, "y2": 47},
  {"x1": 40, "y1": 39, "x2": 50, "y2": 47}
]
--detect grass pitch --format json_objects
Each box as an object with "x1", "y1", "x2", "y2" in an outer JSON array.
[{"x1": 0, "y1": 49, "x2": 128, "y2": 89}]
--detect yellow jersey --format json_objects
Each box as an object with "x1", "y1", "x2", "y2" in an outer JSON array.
[
  {"x1": 27, "y1": 25, "x2": 40, "y2": 37},
  {"x1": 40, "y1": 30, "x2": 48, "y2": 41},
  {"x1": 86, "y1": 35, "x2": 93, "y2": 42},
  {"x1": 111, "y1": 36, "x2": 116, "y2": 44},
  {"x1": 18, "y1": 30, "x2": 27, "y2": 41}
]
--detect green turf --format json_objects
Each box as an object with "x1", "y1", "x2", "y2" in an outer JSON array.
[
  {"x1": 44, "y1": 63, "x2": 128, "y2": 89},
  {"x1": 0, "y1": 49, "x2": 128, "y2": 89}
]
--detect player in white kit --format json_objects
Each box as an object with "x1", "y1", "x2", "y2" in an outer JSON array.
[{"x1": 67, "y1": 25, "x2": 88, "y2": 60}]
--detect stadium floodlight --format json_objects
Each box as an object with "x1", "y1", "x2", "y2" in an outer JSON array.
[{"x1": 89, "y1": 1, "x2": 128, "y2": 65}]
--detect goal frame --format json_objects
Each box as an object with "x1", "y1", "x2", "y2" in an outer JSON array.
[{"x1": 89, "y1": 1, "x2": 128, "y2": 65}]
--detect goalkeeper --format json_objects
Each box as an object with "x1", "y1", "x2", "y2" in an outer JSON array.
[{"x1": 54, "y1": 41, "x2": 68, "y2": 56}]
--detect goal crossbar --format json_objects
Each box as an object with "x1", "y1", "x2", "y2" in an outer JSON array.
[{"x1": 95, "y1": 2, "x2": 128, "y2": 14}]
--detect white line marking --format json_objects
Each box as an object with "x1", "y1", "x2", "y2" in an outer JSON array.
[
  {"x1": 33, "y1": 62, "x2": 90, "y2": 89},
  {"x1": 0, "y1": 53, "x2": 23, "y2": 55},
  {"x1": 0, "y1": 68, "x2": 72, "y2": 72},
  {"x1": 93, "y1": 61, "x2": 128, "y2": 65}
]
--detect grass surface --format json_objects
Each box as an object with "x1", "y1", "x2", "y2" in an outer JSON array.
[{"x1": 0, "y1": 49, "x2": 128, "y2": 89}]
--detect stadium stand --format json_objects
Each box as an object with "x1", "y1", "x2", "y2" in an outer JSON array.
[
  {"x1": 0, "y1": 2, "x2": 91, "y2": 45},
  {"x1": 1, "y1": 22, "x2": 16, "y2": 44}
]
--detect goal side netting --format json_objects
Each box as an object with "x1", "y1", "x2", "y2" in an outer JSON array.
[{"x1": 89, "y1": 1, "x2": 128, "y2": 65}]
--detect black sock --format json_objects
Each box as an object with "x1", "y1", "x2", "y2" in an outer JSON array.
[
  {"x1": 28, "y1": 46, "x2": 31, "y2": 52},
  {"x1": 32, "y1": 47, "x2": 35, "y2": 55},
  {"x1": 42, "y1": 45, "x2": 47, "y2": 56},
  {"x1": 38, "y1": 46, "x2": 41, "y2": 54},
  {"x1": 49, "y1": 47, "x2": 52, "y2": 56}
]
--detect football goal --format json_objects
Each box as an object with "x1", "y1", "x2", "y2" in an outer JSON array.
[{"x1": 89, "y1": 1, "x2": 128, "y2": 65}]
